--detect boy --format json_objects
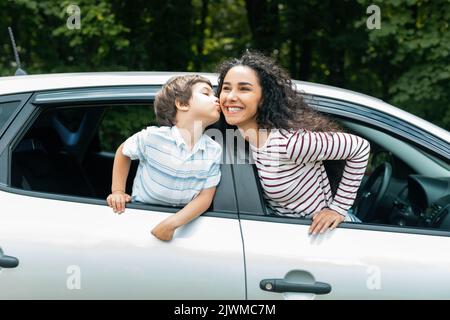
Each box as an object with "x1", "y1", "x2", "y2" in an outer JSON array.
[{"x1": 106, "y1": 75, "x2": 222, "y2": 241}]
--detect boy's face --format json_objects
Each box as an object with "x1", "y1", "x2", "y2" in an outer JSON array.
[{"x1": 188, "y1": 82, "x2": 221, "y2": 126}]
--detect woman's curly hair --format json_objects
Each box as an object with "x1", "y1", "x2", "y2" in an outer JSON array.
[{"x1": 217, "y1": 51, "x2": 341, "y2": 132}]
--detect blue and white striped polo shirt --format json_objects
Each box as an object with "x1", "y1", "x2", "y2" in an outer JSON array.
[{"x1": 122, "y1": 126, "x2": 222, "y2": 206}]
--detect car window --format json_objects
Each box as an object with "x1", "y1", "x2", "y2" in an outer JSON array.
[
  {"x1": 409, "y1": 142, "x2": 450, "y2": 172},
  {"x1": 99, "y1": 105, "x2": 157, "y2": 153},
  {"x1": 0, "y1": 100, "x2": 21, "y2": 133},
  {"x1": 56, "y1": 108, "x2": 85, "y2": 132},
  {"x1": 10, "y1": 104, "x2": 156, "y2": 197},
  {"x1": 8, "y1": 103, "x2": 229, "y2": 214},
  {"x1": 250, "y1": 116, "x2": 450, "y2": 235},
  {"x1": 344, "y1": 121, "x2": 449, "y2": 178}
]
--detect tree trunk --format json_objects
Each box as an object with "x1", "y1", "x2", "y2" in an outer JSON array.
[
  {"x1": 195, "y1": 0, "x2": 209, "y2": 70},
  {"x1": 245, "y1": 0, "x2": 279, "y2": 53},
  {"x1": 298, "y1": 39, "x2": 312, "y2": 80}
]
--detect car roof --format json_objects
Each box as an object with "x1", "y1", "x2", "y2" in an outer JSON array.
[
  {"x1": 0, "y1": 72, "x2": 218, "y2": 95},
  {"x1": 1, "y1": 71, "x2": 449, "y2": 140}
]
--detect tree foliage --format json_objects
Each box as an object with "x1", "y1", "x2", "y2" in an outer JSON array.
[
  {"x1": 1, "y1": 0, "x2": 448, "y2": 129},
  {"x1": 357, "y1": 0, "x2": 450, "y2": 129}
]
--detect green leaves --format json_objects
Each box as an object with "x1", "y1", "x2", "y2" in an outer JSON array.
[
  {"x1": 0, "y1": 0, "x2": 448, "y2": 129},
  {"x1": 359, "y1": 0, "x2": 450, "y2": 129},
  {"x1": 100, "y1": 105, "x2": 156, "y2": 152}
]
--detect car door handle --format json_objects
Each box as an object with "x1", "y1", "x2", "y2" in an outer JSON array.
[
  {"x1": 0, "y1": 255, "x2": 19, "y2": 268},
  {"x1": 260, "y1": 279, "x2": 331, "y2": 295}
]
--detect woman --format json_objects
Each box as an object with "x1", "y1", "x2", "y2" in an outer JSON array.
[{"x1": 217, "y1": 51, "x2": 370, "y2": 235}]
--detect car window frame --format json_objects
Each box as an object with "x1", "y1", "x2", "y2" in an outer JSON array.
[
  {"x1": 233, "y1": 95, "x2": 450, "y2": 237},
  {"x1": 0, "y1": 86, "x2": 239, "y2": 219}
]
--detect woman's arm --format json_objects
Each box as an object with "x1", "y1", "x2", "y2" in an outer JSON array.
[{"x1": 286, "y1": 130, "x2": 371, "y2": 215}]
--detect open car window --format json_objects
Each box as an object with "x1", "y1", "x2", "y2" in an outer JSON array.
[
  {"x1": 248, "y1": 116, "x2": 450, "y2": 234},
  {"x1": 340, "y1": 120, "x2": 450, "y2": 231},
  {"x1": 9, "y1": 102, "x2": 239, "y2": 215},
  {"x1": 10, "y1": 104, "x2": 156, "y2": 199}
]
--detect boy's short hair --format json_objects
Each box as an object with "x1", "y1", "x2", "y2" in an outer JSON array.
[{"x1": 154, "y1": 75, "x2": 214, "y2": 126}]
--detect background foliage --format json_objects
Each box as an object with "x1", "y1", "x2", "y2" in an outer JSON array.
[
  {"x1": 99, "y1": 106, "x2": 156, "y2": 151},
  {"x1": 1, "y1": 0, "x2": 449, "y2": 130}
]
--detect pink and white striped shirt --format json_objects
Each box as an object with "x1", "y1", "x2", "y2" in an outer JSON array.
[{"x1": 250, "y1": 129, "x2": 370, "y2": 218}]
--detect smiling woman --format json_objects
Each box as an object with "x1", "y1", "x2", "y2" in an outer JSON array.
[
  {"x1": 219, "y1": 65, "x2": 262, "y2": 128},
  {"x1": 217, "y1": 51, "x2": 369, "y2": 233}
]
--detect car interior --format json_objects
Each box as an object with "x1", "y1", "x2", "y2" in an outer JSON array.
[
  {"x1": 9, "y1": 103, "x2": 450, "y2": 231},
  {"x1": 342, "y1": 120, "x2": 450, "y2": 230},
  {"x1": 12, "y1": 106, "x2": 146, "y2": 199}
]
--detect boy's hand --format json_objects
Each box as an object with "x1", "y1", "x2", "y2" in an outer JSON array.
[
  {"x1": 107, "y1": 191, "x2": 131, "y2": 214},
  {"x1": 151, "y1": 216, "x2": 178, "y2": 241},
  {"x1": 309, "y1": 208, "x2": 345, "y2": 235}
]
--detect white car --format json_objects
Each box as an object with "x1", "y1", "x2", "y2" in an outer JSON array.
[{"x1": 0, "y1": 72, "x2": 449, "y2": 299}]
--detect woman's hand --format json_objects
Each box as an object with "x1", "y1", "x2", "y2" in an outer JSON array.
[
  {"x1": 309, "y1": 208, "x2": 345, "y2": 235},
  {"x1": 151, "y1": 216, "x2": 178, "y2": 241},
  {"x1": 106, "y1": 191, "x2": 131, "y2": 214}
]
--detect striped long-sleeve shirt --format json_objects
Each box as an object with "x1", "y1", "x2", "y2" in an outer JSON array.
[{"x1": 250, "y1": 129, "x2": 370, "y2": 218}]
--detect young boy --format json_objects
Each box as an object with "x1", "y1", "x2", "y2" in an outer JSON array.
[{"x1": 106, "y1": 75, "x2": 222, "y2": 241}]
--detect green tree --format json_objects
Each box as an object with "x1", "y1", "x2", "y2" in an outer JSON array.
[
  {"x1": 357, "y1": 0, "x2": 450, "y2": 129},
  {"x1": 1, "y1": 0, "x2": 448, "y2": 130}
]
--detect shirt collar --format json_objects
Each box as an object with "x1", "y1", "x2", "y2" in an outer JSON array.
[{"x1": 171, "y1": 126, "x2": 206, "y2": 152}]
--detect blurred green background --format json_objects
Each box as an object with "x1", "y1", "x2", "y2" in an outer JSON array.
[{"x1": 1, "y1": 0, "x2": 449, "y2": 130}]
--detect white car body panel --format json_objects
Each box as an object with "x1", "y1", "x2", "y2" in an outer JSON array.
[
  {"x1": 0, "y1": 190, "x2": 245, "y2": 299},
  {"x1": 242, "y1": 219, "x2": 450, "y2": 299},
  {"x1": 0, "y1": 72, "x2": 219, "y2": 95}
]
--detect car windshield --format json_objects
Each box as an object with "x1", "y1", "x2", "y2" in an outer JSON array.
[{"x1": 413, "y1": 144, "x2": 450, "y2": 172}]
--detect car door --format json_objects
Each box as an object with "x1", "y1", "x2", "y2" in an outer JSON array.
[
  {"x1": 234, "y1": 165, "x2": 450, "y2": 300},
  {"x1": 0, "y1": 88, "x2": 245, "y2": 299},
  {"x1": 236, "y1": 92, "x2": 450, "y2": 299},
  {"x1": 0, "y1": 187, "x2": 245, "y2": 299}
]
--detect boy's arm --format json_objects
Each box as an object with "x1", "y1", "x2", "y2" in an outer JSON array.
[
  {"x1": 107, "y1": 143, "x2": 132, "y2": 213},
  {"x1": 151, "y1": 187, "x2": 216, "y2": 241}
]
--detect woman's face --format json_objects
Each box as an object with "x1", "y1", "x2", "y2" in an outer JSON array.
[{"x1": 219, "y1": 66, "x2": 262, "y2": 129}]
